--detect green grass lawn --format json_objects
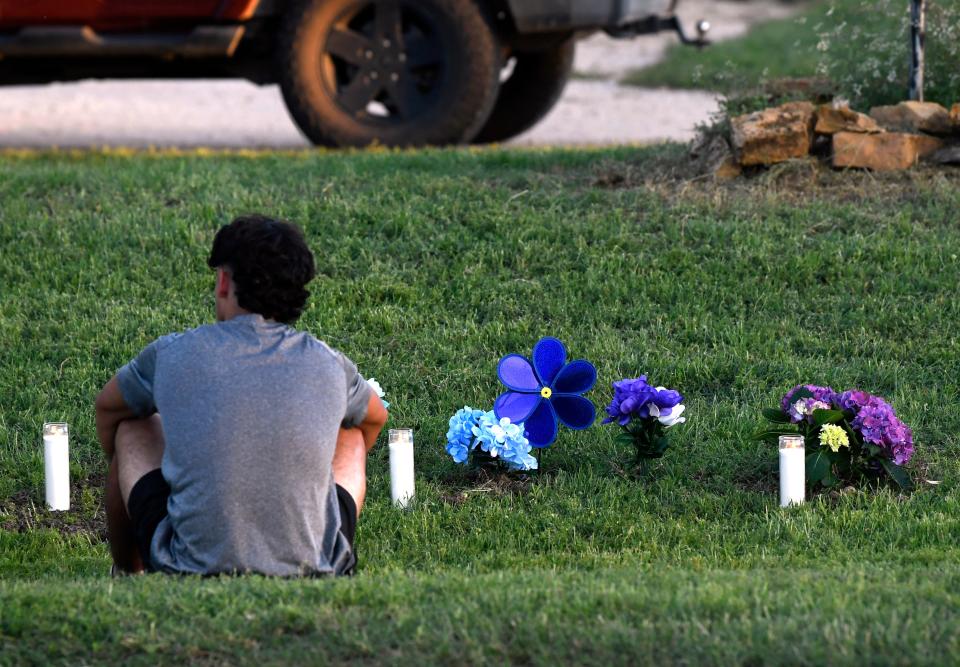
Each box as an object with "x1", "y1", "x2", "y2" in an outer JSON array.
[{"x1": 2, "y1": 146, "x2": 960, "y2": 664}]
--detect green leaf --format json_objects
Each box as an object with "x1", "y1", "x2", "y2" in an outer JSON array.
[
  {"x1": 812, "y1": 409, "x2": 845, "y2": 426},
  {"x1": 614, "y1": 433, "x2": 635, "y2": 447},
  {"x1": 843, "y1": 423, "x2": 861, "y2": 445},
  {"x1": 652, "y1": 437, "x2": 670, "y2": 457},
  {"x1": 762, "y1": 408, "x2": 792, "y2": 424},
  {"x1": 806, "y1": 450, "x2": 831, "y2": 485},
  {"x1": 831, "y1": 449, "x2": 853, "y2": 476},
  {"x1": 879, "y1": 459, "x2": 914, "y2": 491},
  {"x1": 790, "y1": 387, "x2": 815, "y2": 401}
]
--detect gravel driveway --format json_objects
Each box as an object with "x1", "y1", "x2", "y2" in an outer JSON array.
[{"x1": 0, "y1": 1, "x2": 797, "y2": 148}]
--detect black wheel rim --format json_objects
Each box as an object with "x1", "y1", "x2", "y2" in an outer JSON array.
[{"x1": 321, "y1": 1, "x2": 447, "y2": 124}]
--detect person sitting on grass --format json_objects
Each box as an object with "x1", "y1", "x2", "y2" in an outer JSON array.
[{"x1": 95, "y1": 214, "x2": 387, "y2": 576}]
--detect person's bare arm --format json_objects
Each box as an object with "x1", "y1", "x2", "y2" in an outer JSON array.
[
  {"x1": 95, "y1": 375, "x2": 138, "y2": 461},
  {"x1": 357, "y1": 390, "x2": 388, "y2": 452}
]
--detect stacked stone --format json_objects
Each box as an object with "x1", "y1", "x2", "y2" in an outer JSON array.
[{"x1": 709, "y1": 100, "x2": 960, "y2": 174}]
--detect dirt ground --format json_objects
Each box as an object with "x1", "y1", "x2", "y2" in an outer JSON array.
[{"x1": 0, "y1": 1, "x2": 800, "y2": 148}]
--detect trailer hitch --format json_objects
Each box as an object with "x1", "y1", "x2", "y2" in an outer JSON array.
[{"x1": 606, "y1": 15, "x2": 711, "y2": 49}]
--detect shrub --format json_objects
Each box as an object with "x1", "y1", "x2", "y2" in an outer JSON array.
[{"x1": 815, "y1": 0, "x2": 960, "y2": 109}]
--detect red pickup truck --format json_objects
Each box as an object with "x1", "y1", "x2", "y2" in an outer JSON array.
[{"x1": 0, "y1": 0, "x2": 707, "y2": 147}]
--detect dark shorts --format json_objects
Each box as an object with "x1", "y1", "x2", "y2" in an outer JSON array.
[{"x1": 127, "y1": 469, "x2": 358, "y2": 574}]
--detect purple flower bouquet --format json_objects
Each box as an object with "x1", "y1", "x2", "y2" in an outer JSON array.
[
  {"x1": 602, "y1": 375, "x2": 687, "y2": 470},
  {"x1": 756, "y1": 384, "x2": 915, "y2": 490}
]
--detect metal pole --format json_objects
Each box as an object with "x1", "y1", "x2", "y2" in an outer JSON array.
[{"x1": 909, "y1": 0, "x2": 926, "y2": 102}]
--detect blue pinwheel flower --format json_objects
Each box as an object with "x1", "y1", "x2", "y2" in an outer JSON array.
[{"x1": 493, "y1": 337, "x2": 597, "y2": 448}]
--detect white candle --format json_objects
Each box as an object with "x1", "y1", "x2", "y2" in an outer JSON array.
[
  {"x1": 779, "y1": 434, "x2": 805, "y2": 507},
  {"x1": 43, "y1": 422, "x2": 70, "y2": 511},
  {"x1": 388, "y1": 429, "x2": 415, "y2": 509}
]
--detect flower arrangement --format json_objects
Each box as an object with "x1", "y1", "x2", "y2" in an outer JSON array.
[
  {"x1": 444, "y1": 337, "x2": 597, "y2": 473},
  {"x1": 445, "y1": 407, "x2": 537, "y2": 471},
  {"x1": 602, "y1": 375, "x2": 687, "y2": 468},
  {"x1": 756, "y1": 384, "x2": 915, "y2": 490}
]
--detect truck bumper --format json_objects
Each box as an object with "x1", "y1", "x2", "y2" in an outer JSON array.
[{"x1": 506, "y1": 0, "x2": 675, "y2": 33}]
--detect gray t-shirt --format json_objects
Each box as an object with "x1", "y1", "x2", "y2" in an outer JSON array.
[{"x1": 116, "y1": 313, "x2": 371, "y2": 576}]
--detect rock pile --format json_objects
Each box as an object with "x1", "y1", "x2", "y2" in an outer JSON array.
[{"x1": 695, "y1": 100, "x2": 960, "y2": 176}]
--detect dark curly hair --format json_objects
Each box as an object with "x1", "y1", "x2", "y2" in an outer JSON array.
[{"x1": 207, "y1": 214, "x2": 316, "y2": 324}]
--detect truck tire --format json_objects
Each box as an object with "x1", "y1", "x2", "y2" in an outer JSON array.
[
  {"x1": 277, "y1": 0, "x2": 501, "y2": 147},
  {"x1": 472, "y1": 38, "x2": 575, "y2": 144}
]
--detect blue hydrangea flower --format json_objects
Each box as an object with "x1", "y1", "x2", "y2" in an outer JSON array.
[
  {"x1": 445, "y1": 439, "x2": 470, "y2": 464},
  {"x1": 472, "y1": 410, "x2": 537, "y2": 471},
  {"x1": 499, "y1": 434, "x2": 538, "y2": 471},
  {"x1": 494, "y1": 337, "x2": 597, "y2": 448},
  {"x1": 445, "y1": 406, "x2": 483, "y2": 464}
]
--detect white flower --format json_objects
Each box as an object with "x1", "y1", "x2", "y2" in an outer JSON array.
[
  {"x1": 366, "y1": 377, "x2": 385, "y2": 398},
  {"x1": 648, "y1": 403, "x2": 686, "y2": 428},
  {"x1": 793, "y1": 399, "x2": 808, "y2": 416},
  {"x1": 366, "y1": 377, "x2": 389, "y2": 408}
]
